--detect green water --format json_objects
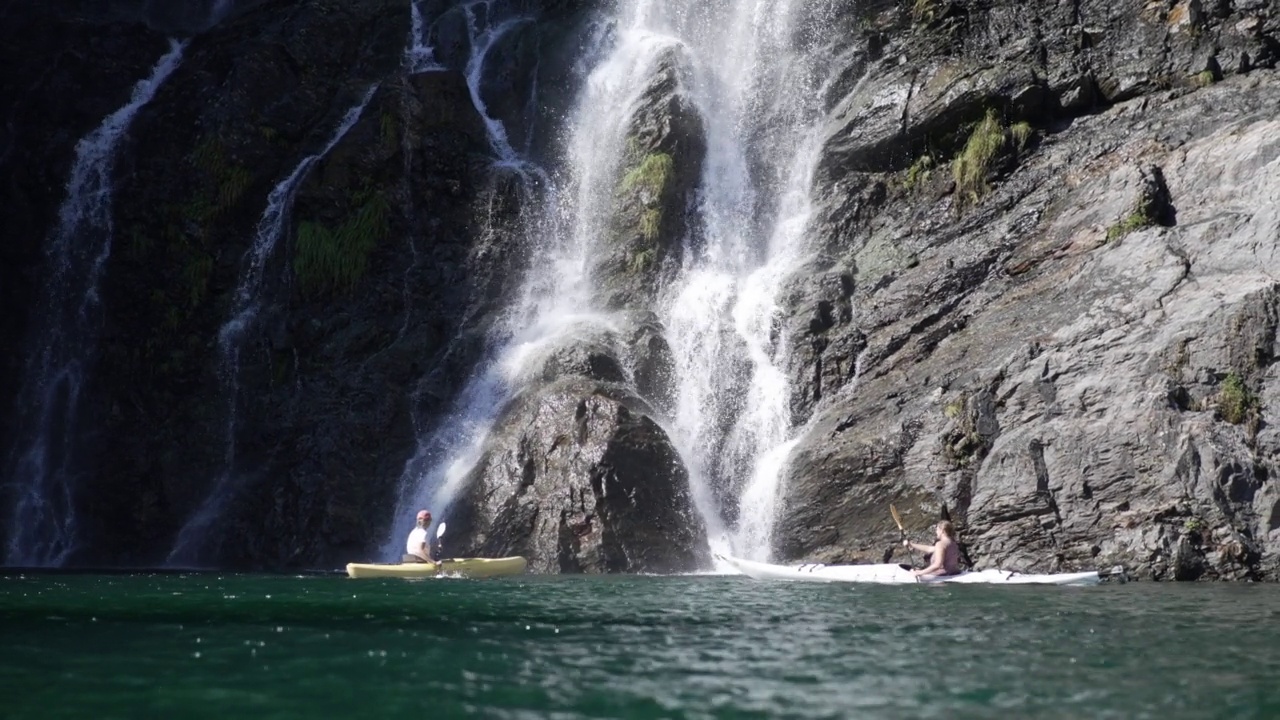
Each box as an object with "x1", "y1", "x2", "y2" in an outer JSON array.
[{"x1": 1, "y1": 573, "x2": 1278, "y2": 719}]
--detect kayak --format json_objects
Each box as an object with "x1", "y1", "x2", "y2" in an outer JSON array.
[
  {"x1": 345, "y1": 556, "x2": 527, "y2": 579},
  {"x1": 718, "y1": 554, "x2": 1102, "y2": 586}
]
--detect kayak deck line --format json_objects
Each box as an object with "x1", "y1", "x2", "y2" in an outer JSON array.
[
  {"x1": 345, "y1": 556, "x2": 528, "y2": 579},
  {"x1": 718, "y1": 554, "x2": 1114, "y2": 586}
]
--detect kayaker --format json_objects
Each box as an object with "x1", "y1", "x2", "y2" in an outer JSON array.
[
  {"x1": 902, "y1": 520, "x2": 961, "y2": 578},
  {"x1": 404, "y1": 509, "x2": 440, "y2": 565}
]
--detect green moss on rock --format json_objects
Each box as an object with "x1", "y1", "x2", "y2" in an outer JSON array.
[
  {"x1": 293, "y1": 190, "x2": 390, "y2": 297},
  {"x1": 621, "y1": 152, "x2": 674, "y2": 197},
  {"x1": 1105, "y1": 208, "x2": 1154, "y2": 242}
]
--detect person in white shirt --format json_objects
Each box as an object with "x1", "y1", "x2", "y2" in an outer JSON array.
[{"x1": 403, "y1": 509, "x2": 440, "y2": 565}]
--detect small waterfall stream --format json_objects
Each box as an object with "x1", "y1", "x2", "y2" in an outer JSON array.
[
  {"x1": 167, "y1": 86, "x2": 378, "y2": 566},
  {"x1": 2, "y1": 40, "x2": 188, "y2": 566}
]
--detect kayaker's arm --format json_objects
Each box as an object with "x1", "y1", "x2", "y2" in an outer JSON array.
[{"x1": 903, "y1": 539, "x2": 935, "y2": 554}]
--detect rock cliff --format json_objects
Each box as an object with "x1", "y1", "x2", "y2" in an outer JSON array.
[
  {"x1": 775, "y1": 0, "x2": 1280, "y2": 580},
  {"x1": 2, "y1": 0, "x2": 1277, "y2": 578}
]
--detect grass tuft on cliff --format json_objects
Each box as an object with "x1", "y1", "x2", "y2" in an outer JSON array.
[
  {"x1": 294, "y1": 190, "x2": 390, "y2": 297},
  {"x1": 1218, "y1": 372, "x2": 1259, "y2": 426},
  {"x1": 639, "y1": 208, "x2": 662, "y2": 242},
  {"x1": 1105, "y1": 207, "x2": 1154, "y2": 242},
  {"x1": 952, "y1": 109, "x2": 1006, "y2": 204},
  {"x1": 1192, "y1": 70, "x2": 1216, "y2": 88}
]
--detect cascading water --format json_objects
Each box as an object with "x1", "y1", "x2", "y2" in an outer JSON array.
[
  {"x1": 407, "y1": 1, "x2": 443, "y2": 73},
  {"x1": 385, "y1": 1, "x2": 843, "y2": 564},
  {"x1": 2, "y1": 40, "x2": 188, "y2": 566},
  {"x1": 658, "y1": 0, "x2": 840, "y2": 562},
  {"x1": 167, "y1": 86, "x2": 377, "y2": 566},
  {"x1": 382, "y1": 1, "x2": 658, "y2": 557}
]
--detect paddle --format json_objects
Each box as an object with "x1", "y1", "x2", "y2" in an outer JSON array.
[
  {"x1": 882, "y1": 504, "x2": 908, "y2": 563},
  {"x1": 433, "y1": 522, "x2": 447, "y2": 563}
]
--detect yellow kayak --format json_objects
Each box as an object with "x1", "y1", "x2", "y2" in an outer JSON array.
[{"x1": 345, "y1": 556, "x2": 527, "y2": 579}]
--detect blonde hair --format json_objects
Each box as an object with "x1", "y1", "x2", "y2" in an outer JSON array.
[{"x1": 937, "y1": 520, "x2": 956, "y2": 540}]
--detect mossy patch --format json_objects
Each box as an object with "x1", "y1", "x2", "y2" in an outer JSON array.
[
  {"x1": 1105, "y1": 208, "x2": 1154, "y2": 242},
  {"x1": 619, "y1": 151, "x2": 675, "y2": 246},
  {"x1": 630, "y1": 247, "x2": 657, "y2": 274},
  {"x1": 903, "y1": 153, "x2": 936, "y2": 192},
  {"x1": 621, "y1": 152, "x2": 674, "y2": 197},
  {"x1": 1192, "y1": 70, "x2": 1216, "y2": 88},
  {"x1": 293, "y1": 190, "x2": 390, "y2": 297}
]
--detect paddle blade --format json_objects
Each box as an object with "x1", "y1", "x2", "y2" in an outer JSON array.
[
  {"x1": 436, "y1": 522, "x2": 447, "y2": 539},
  {"x1": 890, "y1": 504, "x2": 905, "y2": 532}
]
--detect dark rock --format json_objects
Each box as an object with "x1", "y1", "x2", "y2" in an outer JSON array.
[
  {"x1": 538, "y1": 334, "x2": 628, "y2": 385},
  {"x1": 447, "y1": 377, "x2": 709, "y2": 573},
  {"x1": 628, "y1": 311, "x2": 677, "y2": 417},
  {"x1": 478, "y1": 17, "x2": 540, "y2": 153}
]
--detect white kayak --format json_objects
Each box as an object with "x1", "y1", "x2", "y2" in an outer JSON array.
[{"x1": 719, "y1": 554, "x2": 1103, "y2": 586}]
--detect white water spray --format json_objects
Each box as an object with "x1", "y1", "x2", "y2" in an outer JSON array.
[
  {"x1": 167, "y1": 86, "x2": 377, "y2": 566},
  {"x1": 2, "y1": 40, "x2": 188, "y2": 566},
  {"x1": 407, "y1": 1, "x2": 444, "y2": 72},
  {"x1": 382, "y1": 6, "x2": 670, "y2": 557},
  {"x1": 639, "y1": 0, "x2": 839, "y2": 562}
]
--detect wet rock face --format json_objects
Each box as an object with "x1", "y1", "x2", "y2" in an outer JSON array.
[
  {"x1": 594, "y1": 45, "x2": 707, "y2": 312},
  {"x1": 777, "y1": 4, "x2": 1280, "y2": 582},
  {"x1": 447, "y1": 377, "x2": 709, "y2": 574},
  {"x1": 80, "y1": 0, "x2": 426, "y2": 567}
]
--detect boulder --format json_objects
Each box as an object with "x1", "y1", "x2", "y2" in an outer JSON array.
[{"x1": 447, "y1": 377, "x2": 710, "y2": 573}]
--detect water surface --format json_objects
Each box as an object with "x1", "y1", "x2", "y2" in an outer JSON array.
[{"x1": 1, "y1": 572, "x2": 1276, "y2": 718}]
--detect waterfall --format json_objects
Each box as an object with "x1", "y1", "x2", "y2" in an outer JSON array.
[
  {"x1": 166, "y1": 86, "x2": 377, "y2": 566},
  {"x1": 2, "y1": 40, "x2": 188, "y2": 566},
  {"x1": 381, "y1": 2, "x2": 639, "y2": 556},
  {"x1": 385, "y1": 1, "x2": 841, "y2": 563},
  {"x1": 658, "y1": 0, "x2": 838, "y2": 561}
]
